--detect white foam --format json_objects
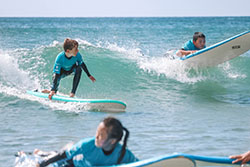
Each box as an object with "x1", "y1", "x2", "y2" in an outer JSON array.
[
  {"x1": 137, "y1": 49, "x2": 248, "y2": 83},
  {"x1": 138, "y1": 56, "x2": 206, "y2": 83},
  {"x1": 0, "y1": 50, "x2": 40, "y2": 89},
  {"x1": 50, "y1": 40, "x2": 60, "y2": 47},
  {"x1": 0, "y1": 81, "x2": 88, "y2": 113},
  {"x1": 106, "y1": 43, "x2": 144, "y2": 60},
  {"x1": 14, "y1": 152, "x2": 41, "y2": 167},
  {"x1": 76, "y1": 38, "x2": 96, "y2": 47},
  {"x1": 80, "y1": 42, "x2": 207, "y2": 83},
  {"x1": 89, "y1": 43, "x2": 207, "y2": 83},
  {"x1": 219, "y1": 62, "x2": 246, "y2": 79},
  {"x1": 0, "y1": 50, "x2": 42, "y2": 105},
  {"x1": 37, "y1": 96, "x2": 89, "y2": 113}
]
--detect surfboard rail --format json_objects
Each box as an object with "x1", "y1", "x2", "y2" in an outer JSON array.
[
  {"x1": 15, "y1": 152, "x2": 249, "y2": 167},
  {"x1": 116, "y1": 153, "x2": 248, "y2": 167},
  {"x1": 26, "y1": 90, "x2": 126, "y2": 112},
  {"x1": 116, "y1": 153, "x2": 196, "y2": 167}
]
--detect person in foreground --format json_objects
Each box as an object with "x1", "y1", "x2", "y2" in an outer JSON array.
[
  {"x1": 230, "y1": 151, "x2": 250, "y2": 164},
  {"x1": 42, "y1": 38, "x2": 96, "y2": 99},
  {"x1": 36, "y1": 117, "x2": 138, "y2": 167},
  {"x1": 176, "y1": 32, "x2": 206, "y2": 57}
]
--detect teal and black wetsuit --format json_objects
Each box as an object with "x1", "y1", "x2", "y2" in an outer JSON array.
[
  {"x1": 51, "y1": 52, "x2": 91, "y2": 94},
  {"x1": 39, "y1": 137, "x2": 138, "y2": 167}
]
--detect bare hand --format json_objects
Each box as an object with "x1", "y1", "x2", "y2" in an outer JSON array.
[
  {"x1": 230, "y1": 151, "x2": 250, "y2": 164},
  {"x1": 190, "y1": 50, "x2": 197, "y2": 54},
  {"x1": 34, "y1": 149, "x2": 41, "y2": 167},
  {"x1": 89, "y1": 76, "x2": 96, "y2": 82}
]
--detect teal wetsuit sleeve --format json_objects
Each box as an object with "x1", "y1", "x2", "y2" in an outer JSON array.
[
  {"x1": 51, "y1": 53, "x2": 63, "y2": 91},
  {"x1": 53, "y1": 53, "x2": 63, "y2": 74},
  {"x1": 76, "y1": 52, "x2": 84, "y2": 65},
  {"x1": 53, "y1": 64, "x2": 61, "y2": 74}
]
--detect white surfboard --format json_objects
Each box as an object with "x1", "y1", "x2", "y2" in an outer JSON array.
[
  {"x1": 181, "y1": 153, "x2": 243, "y2": 167},
  {"x1": 117, "y1": 153, "x2": 247, "y2": 167},
  {"x1": 26, "y1": 90, "x2": 126, "y2": 112},
  {"x1": 117, "y1": 154, "x2": 195, "y2": 167},
  {"x1": 180, "y1": 31, "x2": 250, "y2": 67}
]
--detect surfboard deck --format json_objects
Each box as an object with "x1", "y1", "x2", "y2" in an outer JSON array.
[
  {"x1": 26, "y1": 90, "x2": 126, "y2": 112},
  {"x1": 117, "y1": 153, "x2": 246, "y2": 167},
  {"x1": 180, "y1": 31, "x2": 250, "y2": 68},
  {"x1": 118, "y1": 154, "x2": 196, "y2": 167}
]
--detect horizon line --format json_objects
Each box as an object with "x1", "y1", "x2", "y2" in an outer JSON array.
[{"x1": 0, "y1": 15, "x2": 250, "y2": 18}]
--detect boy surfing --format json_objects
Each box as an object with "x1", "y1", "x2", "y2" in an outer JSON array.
[
  {"x1": 42, "y1": 38, "x2": 96, "y2": 99},
  {"x1": 176, "y1": 32, "x2": 206, "y2": 57}
]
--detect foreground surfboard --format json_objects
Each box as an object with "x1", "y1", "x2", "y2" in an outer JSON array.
[
  {"x1": 117, "y1": 153, "x2": 247, "y2": 167},
  {"x1": 26, "y1": 90, "x2": 126, "y2": 112},
  {"x1": 15, "y1": 152, "x2": 248, "y2": 167},
  {"x1": 118, "y1": 154, "x2": 195, "y2": 167},
  {"x1": 180, "y1": 31, "x2": 250, "y2": 68}
]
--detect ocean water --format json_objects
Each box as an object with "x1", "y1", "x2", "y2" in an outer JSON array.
[{"x1": 0, "y1": 17, "x2": 250, "y2": 166}]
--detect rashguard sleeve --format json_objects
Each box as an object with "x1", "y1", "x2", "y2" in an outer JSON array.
[
  {"x1": 51, "y1": 73, "x2": 60, "y2": 92},
  {"x1": 39, "y1": 151, "x2": 67, "y2": 167},
  {"x1": 81, "y1": 62, "x2": 91, "y2": 77},
  {"x1": 77, "y1": 52, "x2": 91, "y2": 77},
  {"x1": 53, "y1": 63, "x2": 61, "y2": 74}
]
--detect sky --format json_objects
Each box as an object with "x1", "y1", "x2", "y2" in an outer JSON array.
[{"x1": 0, "y1": 0, "x2": 249, "y2": 17}]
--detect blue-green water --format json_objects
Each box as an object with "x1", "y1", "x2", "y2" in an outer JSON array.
[{"x1": 0, "y1": 17, "x2": 250, "y2": 166}]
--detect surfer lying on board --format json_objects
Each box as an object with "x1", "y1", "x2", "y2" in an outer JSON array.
[
  {"x1": 35, "y1": 117, "x2": 138, "y2": 167},
  {"x1": 42, "y1": 38, "x2": 96, "y2": 99},
  {"x1": 176, "y1": 32, "x2": 206, "y2": 57},
  {"x1": 230, "y1": 151, "x2": 250, "y2": 165}
]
